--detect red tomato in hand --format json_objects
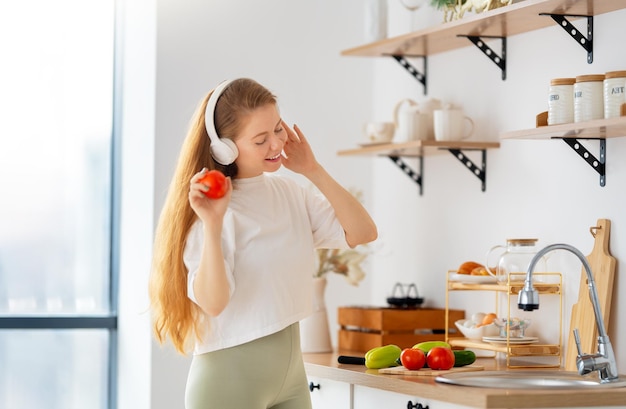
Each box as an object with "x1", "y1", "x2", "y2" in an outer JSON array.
[
  {"x1": 198, "y1": 170, "x2": 227, "y2": 199},
  {"x1": 426, "y1": 347, "x2": 455, "y2": 370},
  {"x1": 400, "y1": 348, "x2": 426, "y2": 370}
]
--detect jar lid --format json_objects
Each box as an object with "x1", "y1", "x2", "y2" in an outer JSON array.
[
  {"x1": 550, "y1": 78, "x2": 575, "y2": 86},
  {"x1": 575, "y1": 74, "x2": 605, "y2": 83},
  {"x1": 506, "y1": 238, "x2": 538, "y2": 245},
  {"x1": 604, "y1": 70, "x2": 626, "y2": 79}
]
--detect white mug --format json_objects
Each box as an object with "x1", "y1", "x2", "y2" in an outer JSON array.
[
  {"x1": 433, "y1": 108, "x2": 474, "y2": 142},
  {"x1": 364, "y1": 121, "x2": 395, "y2": 143}
]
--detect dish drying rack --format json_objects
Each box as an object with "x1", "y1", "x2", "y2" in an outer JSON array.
[{"x1": 444, "y1": 270, "x2": 563, "y2": 368}]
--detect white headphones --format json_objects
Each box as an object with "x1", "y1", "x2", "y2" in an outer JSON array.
[{"x1": 204, "y1": 79, "x2": 239, "y2": 165}]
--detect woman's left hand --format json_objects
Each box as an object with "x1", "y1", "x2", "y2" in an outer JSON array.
[{"x1": 281, "y1": 121, "x2": 320, "y2": 176}]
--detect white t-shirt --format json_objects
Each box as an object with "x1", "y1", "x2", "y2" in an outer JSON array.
[{"x1": 184, "y1": 173, "x2": 349, "y2": 354}]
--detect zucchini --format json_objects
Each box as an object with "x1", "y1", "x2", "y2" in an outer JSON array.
[
  {"x1": 453, "y1": 350, "x2": 476, "y2": 367},
  {"x1": 412, "y1": 341, "x2": 451, "y2": 354},
  {"x1": 364, "y1": 344, "x2": 402, "y2": 369}
]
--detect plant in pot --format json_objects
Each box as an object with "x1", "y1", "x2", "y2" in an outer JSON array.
[{"x1": 430, "y1": 0, "x2": 514, "y2": 22}]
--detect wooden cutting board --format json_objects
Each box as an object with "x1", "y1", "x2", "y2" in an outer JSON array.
[
  {"x1": 379, "y1": 365, "x2": 484, "y2": 376},
  {"x1": 565, "y1": 219, "x2": 617, "y2": 370}
]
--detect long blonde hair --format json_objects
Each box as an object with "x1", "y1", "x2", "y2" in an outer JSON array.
[{"x1": 149, "y1": 78, "x2": 277, "y2": 354}]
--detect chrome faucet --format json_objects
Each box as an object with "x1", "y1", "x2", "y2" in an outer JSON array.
[{"x1": 517, "y1": 243, "x2": 619, "y2": 383}]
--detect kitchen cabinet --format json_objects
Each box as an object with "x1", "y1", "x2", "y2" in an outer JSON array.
[
  {"x1": 339, "y1": 0, "x2": 626, "y2": 191},
  {"x1": 308, "y1": 379, "x2": 472, "y2": 409},
  {"x1": 444, "y1": 271, "x2": 563, "y2": 368}
]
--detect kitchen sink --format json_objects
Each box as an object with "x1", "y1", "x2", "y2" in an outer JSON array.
[{"x1": 435, "y1": 370, "x2": 626, "y2": 389}]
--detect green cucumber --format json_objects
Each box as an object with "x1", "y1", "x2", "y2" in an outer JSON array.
[{"x1": 453, "y1": 350, "x2": 476, "y2": 367}]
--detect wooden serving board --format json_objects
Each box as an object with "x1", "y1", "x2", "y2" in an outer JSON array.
[
  {"x1": 378, "y1": 365, "x2": 484, "y2": 376},
  {"x1": 565, "y1": 219, "x2": 617, "y2": 371}
]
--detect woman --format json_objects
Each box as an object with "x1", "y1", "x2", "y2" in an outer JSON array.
[{"x1": 149, "y1": 78, "x2": 377, "y2": 408}]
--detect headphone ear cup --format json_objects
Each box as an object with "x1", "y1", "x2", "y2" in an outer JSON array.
[{"x1": 210, "y1": 138, "x2": 239, "y2": 165}]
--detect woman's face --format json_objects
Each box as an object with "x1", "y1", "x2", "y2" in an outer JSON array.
[{"x1": 233, "y1": 103, "x2": 286, "y2": 178}]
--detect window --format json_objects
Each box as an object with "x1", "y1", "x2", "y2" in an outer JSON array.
[{"x1": 0, "y1": 1, "x2": 118, "y2": 408}]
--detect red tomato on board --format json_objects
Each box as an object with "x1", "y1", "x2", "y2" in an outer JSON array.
[
  {"x1": 426, "y1": 347, "x2": 455, "y2": 370},
  {"x1": 400, "y1": 348, "x2": 426, "y2": 370},
  {"x1": 198, "y1": 170, "x2": 227, "y2": 199}
]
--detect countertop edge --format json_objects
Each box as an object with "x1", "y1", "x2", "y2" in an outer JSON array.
[{"x1": 303, "y1": 352, "x2": 626, "y2": 408}]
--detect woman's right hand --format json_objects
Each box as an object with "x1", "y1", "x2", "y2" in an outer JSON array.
[{"x1": 188, "y1": 168, "x2": 232, "y2": 223}]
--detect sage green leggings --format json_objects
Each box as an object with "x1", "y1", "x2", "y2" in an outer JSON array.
[{"x1": 185, "y1": 323, "x2": 312, "y2": 409}]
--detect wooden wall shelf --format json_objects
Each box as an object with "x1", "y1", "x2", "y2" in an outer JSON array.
[
  {"x1": 338, "y1": 141, "x2": 500, "y2": 194},
  {"x1": 501, "y1": 116, "x2": 626, "y2": 140},
  {"x1": 341, "y1": 0, "x2": 626, "y2": 58},
  {"x1": 500, "y1": 116, "x2": 626, "y2": 187},
  {"x1": 337, "y1": 140, "x2": 499, "y2": 157}
]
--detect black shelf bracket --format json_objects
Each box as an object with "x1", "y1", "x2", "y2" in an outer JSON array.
[
  {"x1": 391, "y1": 55, "x2": 427, "y2": 95},
  {"x1": 540, "y1": 13, "x2": 593, "y2": 64},
  {"x1": 457, "y1": 35, "x2": 506, "y2": 80},
  {"x1": 389, "y1": 155, "x2": 423, "y2": 195},
  {"x1": 562, "y1": 138, "x2": 606, "y2": 186},
  {"x1": 447, "y1": 148, "x2": 488, "y2": 192}
]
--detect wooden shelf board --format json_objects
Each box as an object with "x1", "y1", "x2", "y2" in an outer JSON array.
[
  {"x1": 501, "y1": 116, "x2": 626, "y2": 140},
  {"x1": 341, "y1": 0, "x2": 626, "y2": 58},
  {"x1": 447, "y1": 272, "x2": 562, "y2": 294},
  {"x1": 448, "y1": 282, "x2": 561, "y2": 294},
  {"x1": 337, "y1": 140, "x2": 499, "y2": 157},
  {"x1": 450, "y1": 338, "x2": 560, "y2": 355}
]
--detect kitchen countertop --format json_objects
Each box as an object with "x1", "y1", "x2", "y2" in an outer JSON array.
[{"x1": 302, "y1": 351, "x2": 626, "y2": 408}]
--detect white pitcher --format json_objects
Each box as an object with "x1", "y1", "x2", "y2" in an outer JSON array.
[
  {"x1": 420, "y1": 98, "x2": 442, "y2": 140},
  {"x1": 393, "y1": 98, "x2": 429, "y2": 142}
]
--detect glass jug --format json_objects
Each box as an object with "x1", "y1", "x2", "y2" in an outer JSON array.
[{"x1": 486, "y1": 239, "x2": 547, "y2": 283}]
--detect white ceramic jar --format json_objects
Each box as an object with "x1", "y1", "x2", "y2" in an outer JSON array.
[
  {"x1": 574, "y1": 74, "x2": 605, "y2": 122},
  {"x1": 364, "y1": 0, "x2": 387, "y2": 43},
  {"x1": 548, "y1": 78, "x2": 575, "y2": 125},
  {"x1": 603, "y1": 70, "x2": 626, "y2": 119}
]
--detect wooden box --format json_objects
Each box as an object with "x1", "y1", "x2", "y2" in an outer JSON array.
[{"x1": 338, "y1": 306, "x2": 465, "y2": 353}]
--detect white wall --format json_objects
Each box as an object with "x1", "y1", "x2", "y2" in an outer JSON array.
[
  {"x1": 368, "y1": 1, "x2": 625, "y2": 368},
  {"x1": 120, "y1": 1, "x2": 626, "y2": 407}
]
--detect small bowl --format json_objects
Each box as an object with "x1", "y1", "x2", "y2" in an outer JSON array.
[
  {"x1": 386, "y1": 296, "x2": 424, "y2": 308},
  {"x1": 387, "y1": 283, "x2": 423, "y2": 308},
  {"x1": 493, "y1": 318, "x2": 531, "y2": 338},
  {"x1": 455, "y1": 320, "x2": 498, "y2": 340}
]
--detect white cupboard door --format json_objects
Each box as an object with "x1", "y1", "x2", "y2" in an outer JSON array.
[
  {"x1": 308, "y1": 376, "x2": 352, "y2": 409},
  {"x1": 353, "y1": 385, "x2": 473, "y2": 409}
]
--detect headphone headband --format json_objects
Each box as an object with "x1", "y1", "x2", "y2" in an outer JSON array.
[{"x1": 204, "y1": 79, "x2": 239, "y2": 165}]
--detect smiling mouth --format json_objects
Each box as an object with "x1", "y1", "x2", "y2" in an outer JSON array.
[{"x1": 266, "y1": 154, "x2": 281, "y2": 161}]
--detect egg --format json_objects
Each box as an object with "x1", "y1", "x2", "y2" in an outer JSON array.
[{"x1": 471, "y1": 312, "x2": 486, "y2": 323}]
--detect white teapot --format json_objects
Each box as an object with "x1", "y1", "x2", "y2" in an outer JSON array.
[{"x1": 393, "y1": 98, "x2": 429, "y2": 142}]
